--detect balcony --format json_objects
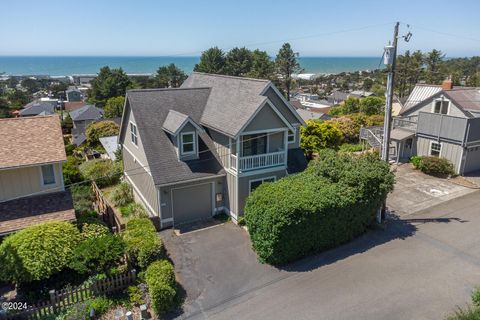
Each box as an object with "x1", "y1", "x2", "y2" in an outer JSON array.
[{"x1": 230, "y1": 151, "x2": 286, "y2": 173}]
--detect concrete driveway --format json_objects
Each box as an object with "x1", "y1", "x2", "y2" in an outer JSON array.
[
  {"x1": 387, "y1": 163, "x2": 476, "y2": 216},
  {"x1": 162, "y1": 191, "x2": 480, "y2": 320}
]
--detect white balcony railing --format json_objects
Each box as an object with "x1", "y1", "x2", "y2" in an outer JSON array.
[{"x1": 230, "y1": 151, "x2": 286, "y2": 172}]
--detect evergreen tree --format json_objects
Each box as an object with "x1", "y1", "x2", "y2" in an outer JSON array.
[
  {"x1": 194, "y1": 47, "x2": 226, "y2": 74},
  {"x1": 88, "y1": 67, "x2": 131, "y2": 107},
  {"x1": 275, "y1": 43, "x2": 302, "y2": 100},
  {"x1": 153, "y1": 63, "x2": 187, "y2": 88}
]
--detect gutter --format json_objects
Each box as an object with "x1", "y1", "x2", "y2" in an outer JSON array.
[{"x1": 156, "y1": 173, "x2": 226, "y2": 188}]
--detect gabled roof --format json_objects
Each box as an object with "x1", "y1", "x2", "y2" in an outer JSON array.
[
  {"x1": 162, "y1": 110, "x2": 203, "y2": 135},
  {"x1": 19, "y1": 102, "x2": 55, "y2": 116},
  {"x1": 400, "y1": 84, "x2": 480, "y2": 116},
  {"x1": 181, "y1": 72, "x2": 270, "y2": 137},
  {"x1": 99, "y1": 135, "x2": 119, "y2": 161},
  {"x1": 122, "y1": 88, "x2": 224, "y2": 186},
  {"x1": 69, "y1": 104, "x2": 103, "y2": 121},
  {"x1": 0, "y1": 115, "x2": 66, "y2": 169}
]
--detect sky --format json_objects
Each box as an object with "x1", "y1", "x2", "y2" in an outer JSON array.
[{"x1": 1, "y1": 0, "x2": 479, "y2": 57}]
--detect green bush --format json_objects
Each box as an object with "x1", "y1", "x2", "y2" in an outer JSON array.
[
  {"x1": 339, "y1": 143, "x2": 363, "y2": 153},
  {"x1": 127, "y1": 285, "x2": 145, "y2": 306},
  {"x1": 447, "y1": 306, "x2": 480, "y2": 320},
  {"x1": 145, "y1": 260, "x2": 177, "y2": 314},
  {"x1": 80, "y1": 223, "x2": 110, "y2": 240},
  {"x1": 76, "y1": 211, "x2": 103, "y2": 227},
  {"x1": 0, "y1": 221, "x2": 82, "y2": 283},
  {"x1": 79, "y1": 159, "x2": 122, "y2": 188},
  {"x1": 473, "y1": 288, "x2": 480, "y2": 307},
  {"x1": 71, "y1": 185, "x2": 95, "y2": 215},
  {"x1": 85, "y1": 120, "x2": 119, "y2": 147},
  {"x1": 63, "y1": 156, "x2": 83, "y2": 185},
  {"x1": 244, "y1": 150, "x2": 395, "y2": 264},
  {"x1": 416, "y1": 156, "x2": 455, "y2": 176},
  {"x1": 123, "y1": 218, "x2": 163, "y2": 269},
  {"x1": 109, "y1": 182, "x2": 134, "y2": 207},
  {"x1": 120, "y1": 202, "x2": 148, "y2": 219},
  {"x1": 65, "y1": 144, "x2": 76, "y2": 156},
  {"x1": 88, "y1": 296, "x2": 113, "y2": 316},
  {"x1": 69, "y1": 234, "x2": 126, "y2": 275},
  {"x1": 410, "y1": 155, "x2": 423, "y2": 168}
]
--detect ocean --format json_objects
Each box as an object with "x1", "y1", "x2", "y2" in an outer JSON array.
[{"x1": 0, "y1": 56, "x2": 382, "y2": 76}]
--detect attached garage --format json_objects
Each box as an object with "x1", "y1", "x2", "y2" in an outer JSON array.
[
  {"x1": 463, "y1": 147, "x2": 480, "y2": 174},
  {"x1": 171, "y1": 182, "x2": 214, "y2": 225}
]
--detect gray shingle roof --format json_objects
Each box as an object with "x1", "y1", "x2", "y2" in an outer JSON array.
[
  {"x1": 181, "y1": 72, "x2": 270, "y2": 137},
  {"x1": 99, "y1": 135, "x2": 119, "y2": 161},
  {"x1": 19, "y1": 103, "x2": 55, "y2": 116},
  {"x1": 125, "y1": 88, "x2": 225, "y2": 186},
  {"x1": 162, "y1": 110, "x2": 190, "y2": 135},
  {"x1": 69, "y1": 105, "x2": 104, "y2": 121}
]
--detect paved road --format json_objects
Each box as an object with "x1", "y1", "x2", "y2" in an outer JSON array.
[{"x1": 164, "y1": 191, "x2": 480, "y2": 320}]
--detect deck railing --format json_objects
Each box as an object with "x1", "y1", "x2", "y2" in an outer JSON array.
[{"x1": 230, "y1": 151, "x2": 286, "y2": 172}]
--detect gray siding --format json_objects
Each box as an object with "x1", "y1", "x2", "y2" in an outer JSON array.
[
  {"x1": 210, "y1": 129, "x2": 230, "y2": 167},
  {"x1": 121, "y1": 107, "x2": 150, "y2": 168},
  {"x1": 463, "y1": 147, "x2": 480, "y2": 173},
  {"x1": 244, "y1": 103, "x2": 288, "y2": 132},
  {"x1": 466, "y1": 117, "x2": 480, "y2": 145},
  {"x1": 237, "y1": 169, "x2": 287, "y2": 216},
  {"x1": 159, "y1": 177, "x2": 224, "y2": 225},
  {"x1": 177, "y1": 122, "x2": 199, "y2": 161},
  {"x1": 417, "y1": 112, "x2": 468, "y2": 144},
  {"x1": 226, "y1": 172, "x2": 236, "y2": 215},
  {"x1": 263, "y1": 87, "x2": 301, "y2": 124},
  {"x1": 269, "y1": 131, "x2": 284, "y2": 152},
  {"x1": 404, "y1": 99, "x2": 467, "y2": 118},
  {"x1": 123, "y1": 148, "x2": 159, "y2": 215},
  {"x1": 416, "y1": 137, "x2": 463, "y2": 173}
]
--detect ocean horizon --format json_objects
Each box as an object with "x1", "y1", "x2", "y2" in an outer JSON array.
[{"x1": 0, "y1": 56, "x2": 383, "y2": 76}]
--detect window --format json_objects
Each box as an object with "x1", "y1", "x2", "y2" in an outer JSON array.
[
  {"x1": 130, "y1": 122, "x2": 138, "y2": 146},
  {"x1": 41, "y1": 164, "x2": 56, "y2": 185},
  {"x1": 288, "y1": 128, "x2": 296, "y2": 143},
  {"x1": 405, "y1": 138, "x2": 413, "y2": 149},
  {"x1": 433, "y1": 100, "x2": 449, "y2": 115},
  {"x1": 430, "y1": 142, "x2": 441, "y2": 157},
  {"x1": 181, "y1": 132, "x2": 196, "y2": 155},
  {"x1": 249, "y1": 176, "x2": 276, "y2": 194},
  {"x1": 242, "y1": 133, "x2": 267, "y2": 157}
]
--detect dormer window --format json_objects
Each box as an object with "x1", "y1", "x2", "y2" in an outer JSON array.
[
  {"x1": 181, "y1": 132, "x2": 196, "y2": 155},
  {"x1": 433, "y1": 99, "x2": 449, "y2": 115}
]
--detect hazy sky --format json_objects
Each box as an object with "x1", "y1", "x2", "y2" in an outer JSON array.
[{"x1": 2, "y1": 0, "x2": 479, "y2": 57}]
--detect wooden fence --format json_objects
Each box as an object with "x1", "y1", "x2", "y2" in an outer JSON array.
[
  {"x1": 92, "y1": 181, "x2": 124, "y2": 233},
  {"x1": 0, "y1": 270, "x2": 136, "y2": 320}
]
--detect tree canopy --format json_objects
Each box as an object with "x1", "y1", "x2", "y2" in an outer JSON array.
[
  {"x1": 275, "y1": 43, "x2": 302, "y2": 100},
  {"x1": 194, "y1": 47, "x2": 226, "y2": 74},
  {"x1": 153, "y1": 63, "x2": 187, "y2": 88},
  {"x1": 104, "y1": 96, "x2": 125, "y2": 118},
  {"x1": 88, "y1": 66, "x2": 131, "y2": 107}
]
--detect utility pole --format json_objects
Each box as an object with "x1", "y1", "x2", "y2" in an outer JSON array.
[{"x1": 381, "y1": 21, "x2": 400, "y2": 163}]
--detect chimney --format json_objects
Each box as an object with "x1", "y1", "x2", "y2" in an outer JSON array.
[{"x1": 442, "y1": 79, "x2": 453, "y2": 90}]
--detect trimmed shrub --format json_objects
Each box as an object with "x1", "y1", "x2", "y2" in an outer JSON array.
[
  {"x1": 79, "y1": 159, "x2": 122, "y2": 188},
  {"x1": 122, "y1": 218, "x2": 163, "y2": 269},
  {"x1": 120, "y1": 202, "x2": 148, "y2": 219},
  {"x1": 417, "y1": 156, "x2": 455, "y2": 176},
  {"x1": 109, "y1": 182, "x2": 134, "y2": 207},
  {"x1": 245, "y1": 150, "x2": 395, "y2": 264},
  {"x1": 145, "y1": 260, "x2": 177, "y2": 314},
  {"x1": 410, "y1": 155, "x2": 423, "y2": 168},
  {"x1": 69, "y1": 234, "x2": 126, "y2": 275},
  {"x1": 0, "y1": 221, "x2": 82, "y2": 283},
  {"x1": 80, "y1": 223, "x2": 110, "y2": 240}
]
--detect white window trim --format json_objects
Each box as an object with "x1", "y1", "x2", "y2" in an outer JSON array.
[
  {"x1": 180, "y1": 131, "x2": 196, "y2": 155},
  {"x1": 429, "y1": 141, "x2": 442, "y2": 157},
  {"x1": 431, "y1": 98, "x2": 450, "y2": 115},
  {"x1": 40, "y1": 164, "x2": 56, "y2": 186},
  {"x1": 249, "y1": 176, "x2": 276, "y2": 194},
  {"x1": 288, "y1": 127, "x2": 296, "y2": 144},
  {"x1": 129, "y1": 121, "x2": 138, "y2": 147}
]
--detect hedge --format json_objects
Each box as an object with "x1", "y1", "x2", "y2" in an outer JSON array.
[
  {"x1": 244, "y1": 150, "x2": 395, "y2": 264},
  {"x1": 122, "y1": 218, "x2": 163, "y2": 269},
  {"x1": 0, "y1": 221, "x2": 82, "y2": 283},
  {"x1": 69, "y1": 234, "x2": 126, "y2": 275},
  {"x1": 145, "y1": 260, "x2": 177, "y2": 314},
  {"x1": 411, "y1": 156, "x2": 455, "y2": 176}
]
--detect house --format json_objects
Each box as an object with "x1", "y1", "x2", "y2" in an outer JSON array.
[
  {"x1": 66, "y1": 88, "x2": 82, "y2": 102},
  {"x1": 19, "y1": 102, "x2": 55, "y2": 117},
  {"x1": 0, "y1": 115, "x2": 75, "y2": 235},
  {"x1": 70, "y1": 105, "x2": 104, "y2": 145},
  {"x1": 327, "y1": 91, "x2": 350, "y2": 105},
  {"x1": 118, "y1": 72, "x2": 307, "y2": 228},
  {"x1": 361, "y1": 80, "x2": 480, "y2": 174},
  {"x1": 296, "y1": 109, "x2": 332, "y2": 122},
  {"x1": 350, "y1": 90, "x2": 375, "y2": 98}
]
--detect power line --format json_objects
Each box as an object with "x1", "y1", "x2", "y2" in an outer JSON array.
[{"x1": 405, "y1": 23, "x2": 480, "y2": 43}]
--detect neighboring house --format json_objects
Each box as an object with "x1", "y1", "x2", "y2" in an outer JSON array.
[
  {"x1": 19, "y1": 102, "x2": 55, "y2": 117},
  {"x1": 70, "y1": 105, "x2": 104, "y2": 145},
  {"x1": 65, "y1": 101, "x2": 87, "y2": 112},
  {"x1": 361, "y1": 80, "x2": 480, "y2": 174},
  {"x1": 66, "y1": 88, "x2": 82, "y2": 102},
  {"x1": 296, "y1": 109, "x2": 332, "y2": 122},
  {"x1": 118, "y1": 72, "x2": 307, "y2": 228},
  {"x1": 99, "y1": 136, "x2": 119, "y2": 161},
  {"x1": 350, "y1": 90, "x2": 375, "y2": 98},
  {"x1": 0, "y1": 115, "x2": 75, "y2": 235},
  {"x1": 327, "y1": 91, "x2": 349, "y2": 105}
]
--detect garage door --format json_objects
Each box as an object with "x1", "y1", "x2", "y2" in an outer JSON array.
[
  {"x1": 172, "y1": 183, "x2": 213, "y2": 225},
  {"x1": 463, "y1": 147, "x2": 480, "y2": 174}
]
